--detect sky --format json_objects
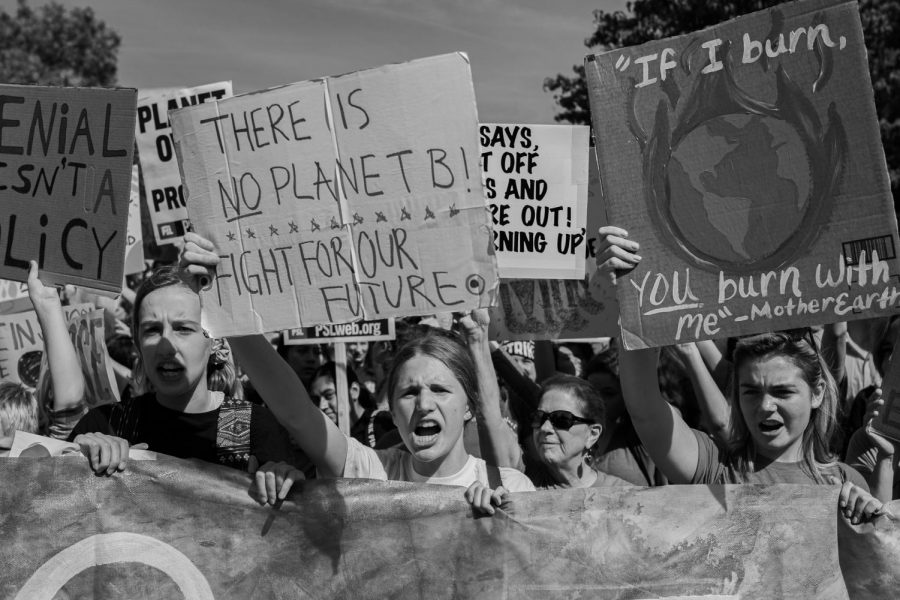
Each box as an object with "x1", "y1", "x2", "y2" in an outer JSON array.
[{"x1": 11, "y1": 0, "x2": 628, "y2": 123}]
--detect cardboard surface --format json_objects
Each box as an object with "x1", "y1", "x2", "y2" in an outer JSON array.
[
  {"x1": 0, "y1": 85, "x2": 137, "y2": 294},
  {"x1": 585, "y1": 0, "x2": 900, "y2": 348},
  {"x1": 0, "y1": 279, "x2": 30, "y2": 315},
  {"x1": 0, "y1": 303, "x2": 92, "y2": 386},
  {"x1": 124, "y1": 164, "x2": 145, "y2": 275},
  {"x1": 172, "y1": 53, "x2": 498, "y2": 337},
  {"x1": 282, "y1": 317, "x2": 395, "y2": 345},
  {"x1": 481, "y1": 124, "x2": 589, "y2": 279},
  {"x1": 135, "y1": 82, "x2": 232, "y2": 245},
  {"x1": 489, "y1": 149, "x2": 619, "y2": 340},
  {"x1": 55, "y1": 308, "x2": 119, "y2": 407}
]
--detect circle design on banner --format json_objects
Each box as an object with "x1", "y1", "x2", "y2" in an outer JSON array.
[
  {"x1": 14, "y1": 532, "x2": 214, "y2": 600},
  {"x1": 465, "y1": 274, "x2": 485, "y2": 296}
]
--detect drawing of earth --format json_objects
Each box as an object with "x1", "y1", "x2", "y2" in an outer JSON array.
[{"x1": 666, "y1": 113, "x2": 811, "y2": 264}]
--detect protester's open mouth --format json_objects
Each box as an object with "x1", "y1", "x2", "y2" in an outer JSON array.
[
  {"x1": 758, "y1": 419, "x2": 783, "y2": 435},
  {"x1": 157, "y1": 362, "x2": 185, "y2": 381},
  {"x1": 412, "y1": 420, "x2": 441, "y2": 445}
]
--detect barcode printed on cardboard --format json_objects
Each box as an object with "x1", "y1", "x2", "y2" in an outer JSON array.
[{"x1": 842, "y1": 235, "x2": 896, "y2": 266}]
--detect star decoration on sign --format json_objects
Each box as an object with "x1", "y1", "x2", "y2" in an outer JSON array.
[
  {"x1": 449, "y1": 205, "x2": 460, "y2": 218},
  {"x1": 375, "y1": 211, "x2": 387, "y2": 223},
  {"x1": 288, "y1": 221, "x2": 299, "y2": 233},
  {"x1": 269, "y1": 224, "x2": 279, "y2": 236},
  {"x1": 246, "y1": 228, "x2": 256, "y2": 239},
  {"x1": 400, "y1": 207, "x2": 411, "y2": 221},
  {"x1": 352, "y1": 213, "x2": 364, "y2": 225},
  {"x1": 424, "y1": 207, "x2": 435, "y2": 221},
  {"x1": 330, "y1": 217, "x2": 341, "y2": 230},
  {"x1": 310, "y1": 219, "x2": 320, "y2": 232},
  {"x1": 226, "y1": 231, "x2": 236, "y2": 242}
]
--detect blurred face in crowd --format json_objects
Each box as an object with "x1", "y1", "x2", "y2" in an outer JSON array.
[
  {"x1": 391, "y1": 354, "x2": 468, "y2": 477},
  {"x1": 285, "y1": 346, "x2": 321, "y2": 385},
  {"x1": 586, "y1": 371, "x2": 624, "y2": 423},
  {"x1": 511, "y1": 355, "x2": 537, "y2": 381},
  {"x1": 311, "y1": 374, "x2": 361, "y2": 424},
  {"x1": 136, "y1": 286, "x2": 211, "y2": 403},
  {"x1": 347, "y1": 342, "x2": 369, "y2": 367},
  {"x1": 556, "y1": 346, "x2": 582, "y2": 377},
  {"x1": 737, "y1": 354, "x2": 822, "y2": 463},
  {"x1": 533, "y1": 389, "x2": 600, "y2": 470}
]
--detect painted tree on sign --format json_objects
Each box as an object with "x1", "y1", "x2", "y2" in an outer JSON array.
[
  {"x1": 544, "y1": 0, "x2": 900, "y2": 210},
  {"x1": 0, "y1": 0, "x2": 120, "y2": 86}
]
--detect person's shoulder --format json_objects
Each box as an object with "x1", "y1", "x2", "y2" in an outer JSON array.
[
  {"x1": 593, "y1": 469, "x2": 634, "y2": 487},
  {"x1": 835, "y1": 461, "x2": 870, "y2": 491},
  {"x1": 497, "y1": 465, "x2": 535, "y2": 492}
]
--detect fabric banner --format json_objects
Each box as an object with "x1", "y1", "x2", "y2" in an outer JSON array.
[
  {"x1": 1, "y1": 455, "x2": 898, "y2": 599},
  {"x1": 585, "y1": 0, "x2": 900, "y2": 349}
]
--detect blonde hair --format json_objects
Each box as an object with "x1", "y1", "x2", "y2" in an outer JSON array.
[{"x1": 0, "y1": 381, "x2": 39, "y2": 436}]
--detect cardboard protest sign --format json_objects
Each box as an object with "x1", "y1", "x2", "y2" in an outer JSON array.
[
  {"x1": 585, "y1": 0, "x2": 900, "y2": 348},
  {"x1": 7, "y1": 456, "x2": 898, "y2": 599},
  {"x1": 0, "y1": 303, "x2": 92, "y2": 386},
  {"x1": 489, "y1": 150, "x2": 619, "y2": 340},
  {"x1": 0, "y1": 86, "x2": 136, "y2": 294},
  {"x1": 135, "y1": 82, "x2": 232, "y2": 245},
  {"x1": 0, "y1": 278, "x2": 30, "y2": 315},
  {"x1": 124, "y1": 164, "x2": 145, "y2": 275},
  {"x1": 55, "y1": 308, "x2": 119, "y2": 407},
  {"x1": 172, "y1": 54, "x2": 497, "y2": 337},
  {"x1": 283, "y1": 317, "x2": 395, "y2": 345},
  {"x1": 481, "y1": 124, "x2": 589, "y2": 279}
]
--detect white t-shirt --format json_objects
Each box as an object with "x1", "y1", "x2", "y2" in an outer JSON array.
[{"x1": 342, "y1": 437, "x2": 535, "y2": 491}]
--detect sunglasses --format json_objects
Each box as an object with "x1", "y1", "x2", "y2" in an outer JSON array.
[{"x1": 530, "y1": 409, "x2": 594, "y2": 431}]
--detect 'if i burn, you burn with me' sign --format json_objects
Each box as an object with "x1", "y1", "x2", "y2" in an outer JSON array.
[
  {"x1": 172, "y1": 53, "x2": 497, "y2": 337},
  {"x1": 586, "y1": 0, "x2": 900, "y2": 348},
  {"x1": 0, "y1": 86, "x2": 136, "y2": 294}
]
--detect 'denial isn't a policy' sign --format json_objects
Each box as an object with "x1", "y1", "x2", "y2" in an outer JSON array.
[
  {"x1": 172, "y1": 53, "x2": 497, "y2": 337},
  {"x1": 0, "y1": 86, "x2": 137, "y2": 294},
  {"x1": 586, "y1": 0, "x2": 900, "y2": 348}
]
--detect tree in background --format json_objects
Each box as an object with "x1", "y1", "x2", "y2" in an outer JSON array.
[
  {"x1": 545, "y1": 0, "x2": 900, "y2": 208},
  {"x1": 0, "y1": 0, "x2": 120, "y2": 86}
]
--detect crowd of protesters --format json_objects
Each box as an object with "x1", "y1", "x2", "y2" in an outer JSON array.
[{"x1": 0, "y1": 226, "x2": 893, "y2": 524}]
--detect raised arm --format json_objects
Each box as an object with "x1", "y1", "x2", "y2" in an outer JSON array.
[
  {"x1": 619, "y1": 347, "x2": 700, "y2": 483},
  {"x1": 180, "y1": 233, "x2": 347, "y2": 477},
  {"x1": 458, "y1": 309, "x2": 522, "y2": 469},
  {"x1": 28, "y1": 261, "x2": 85, "y2": 412},
  {"x1": 597, "y1": 225, "x2": 700, "y2": 483},
  {"x1": 676, "y1": 341, "x2": 731, "y2": 445}
]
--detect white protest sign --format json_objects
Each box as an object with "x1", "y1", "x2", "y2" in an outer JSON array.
[
  {"x1": 481, "y1": 124, "x2": 589, "y2": 279},
  {"x1": 135, "y1": 82, "x2": 232, "y2": 245},
  {"x1": 172, "y1": 53, "x2": 497, "y2": 337}
]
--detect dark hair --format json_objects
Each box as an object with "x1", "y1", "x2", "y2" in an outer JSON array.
[
  {"x1": 386, "y1": 329, "x2": 477, "y2": 409},
  {"x1": 106, "y1": 334, "x2": 139, "y2": 369},
  {"x1": 728, "y1": 330, "x2": 837, "y2": 483},
  {"x1": 539, "y1": 375, "x2": 605, "y2": 460},
  {"x1": 313, "y1": 361, "x2": 376, "y2": 410},
  {"x1": 130, "y1": 265, "x2": 192, "y2": 343}
]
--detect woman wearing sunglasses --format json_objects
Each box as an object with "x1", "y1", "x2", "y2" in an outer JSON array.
[
  {"x1": 598, "y1": 226, "x2": 886, "y2": 524},
  {"x1": 527, "y1": 375, "x2": 630, "y2": 489}
]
